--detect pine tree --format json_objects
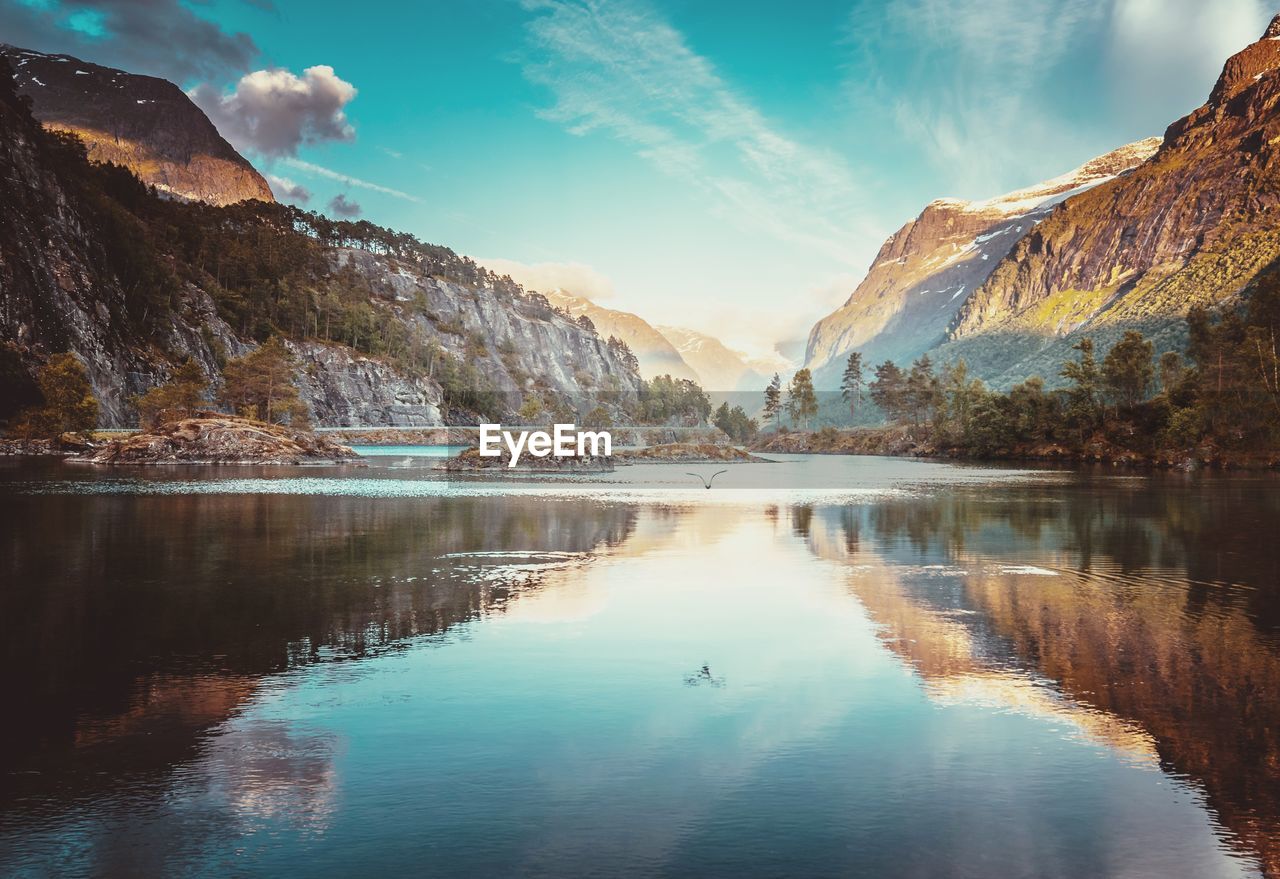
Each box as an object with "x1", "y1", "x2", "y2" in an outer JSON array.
[
  {"x1": 788, "y1": 368, "x2": 818, "y2": 430},
  {"x1": 840, "y1": 352, "x2": 864, "y2": 423},
  {"x1": 763, "y1": 373, "x2": 782, "y2": 430}
]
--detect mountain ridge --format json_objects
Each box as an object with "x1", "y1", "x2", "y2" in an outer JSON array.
[{"x1": 804, "y1": 137, "x2": 1160, "y2": 386}]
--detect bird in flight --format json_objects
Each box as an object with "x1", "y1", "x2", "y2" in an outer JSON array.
[{"x1": 685, "y1": 469, "x2": 728, "y2": 489}]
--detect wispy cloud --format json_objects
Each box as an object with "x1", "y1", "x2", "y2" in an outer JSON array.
[
  {"x1": 845, "y1": 0, "x2": 1110, "y2": 196},
  {"x1": 845, "y1": 0, "x2": 1271, "y2": 199},
  {"x1": 517, "y1": 0, "x2": 879, "y2": 266},
  {"x1": 280, "y1": 157, "x2": 420, "y2": 202}
]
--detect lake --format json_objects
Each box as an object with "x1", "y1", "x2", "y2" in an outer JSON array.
[{"x1": 1, "y1": 452, "x2": 1277, "y2": 878}]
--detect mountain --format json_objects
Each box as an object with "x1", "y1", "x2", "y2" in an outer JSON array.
[
  {"x1": 943, "y1": 15, "x2": 1280, "y2": 384},
  {"x1": 1, "y1": 45, "x2": 273, "y2": 206},
  {"x1": 656, "y1": 326, "x2": 764, "y2": 393},
  {"x1": 0, "y1": 57, "x2": 638, "y2": 427},
  {"x1": 805, "y1": 138, "x2": 1160, "y2": 386},
  {"x1": 544, "y1": 290, "x2": 700, "y2": 382}
]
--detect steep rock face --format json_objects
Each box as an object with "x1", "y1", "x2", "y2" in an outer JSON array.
[
  {"x1": 805, "y1": 138, "x2": 1159, "y2": 386},
  {"x1": 2, "y1": 45, "x2": 273, "y2": 206},
  {"x1": 336, "y1": 250, "x2": 643, "y2": 414},
  {"x1": 656, "y1": 325, "x2": 764, "y2": 392},
  {"x1": 291, "y1": 342, "x2": 444, "y2": 427},
  {"x1": 952, "y1": 16, "x2": 1280, "y2": 348},
  {"x1": 0, "y1": 58, "x2": 237, "y2": 424},
  {"x1": 544, "y1": 289, "x2": 699, "y2": 382}
]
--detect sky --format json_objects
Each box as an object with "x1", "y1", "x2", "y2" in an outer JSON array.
[{"x1": 2, "y1": 0, "x2": 1274, "y2": 358}]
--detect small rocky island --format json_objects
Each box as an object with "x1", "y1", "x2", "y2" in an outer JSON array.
[
  {"x1": 74, "y1": 415, "x2": 360, "y2": 465},
  {"x1": 613, "y1": 443, "x2": 769, "y2": 464}
]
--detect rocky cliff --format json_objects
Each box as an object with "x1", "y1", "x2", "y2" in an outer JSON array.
[
  {"x1": 943, "y1": 15, "x2": 1280, "y2": 383},
  {"x1": 544, "y1": 289, "x2": 699, "y2": 382},
  {"x1": 805, "y1": 138, "x2": 1160, "y2": 386},
  {"x1": 324, "y1": 251, "x2": 643, "y2": 423},
  {"x1": 1, "y1": 45, "x2": 273, "y2": 206}
]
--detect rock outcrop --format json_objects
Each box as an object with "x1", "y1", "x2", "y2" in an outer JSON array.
[
  {"x1": 291, "y1": 341, "x2": 444, "y2": 427},
  {"x1": 76, "y1": 415, "x2": 360, "y2": 464},
  {"x1": 2, "y1": 45, "x2": 273, "y2": 206},
  {"x1": 804, "y1": 138, "x2": 1160, "y2": 386}
]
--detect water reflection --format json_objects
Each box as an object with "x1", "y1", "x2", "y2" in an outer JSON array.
[
  {"x1": 1, "y1": 463, "x2": 1277, "y2": 877},
  {"x1": 0, "y1": 493, "x2": 636, "y2": 807},
  {"x1": 796, "y1": 477, "x2": 1280, "y2": 876}
]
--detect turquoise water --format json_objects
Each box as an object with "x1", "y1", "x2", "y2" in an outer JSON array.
[{"x1": 1, "y1": 456, "x2": 1277, "y2": 877}]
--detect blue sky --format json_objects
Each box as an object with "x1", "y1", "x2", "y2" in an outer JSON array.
[{"x1": 4, "y1": 0, "x2": 1274, "y2": 355}]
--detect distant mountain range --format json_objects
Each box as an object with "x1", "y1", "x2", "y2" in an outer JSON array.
[
  {"x1": 807, "y1": 14, "x2": 1280, "y2": 390},
  {"x1": 544, "y1": 289, "x2": 700, "y2": 383},
  {"x1": 545, "y1": 289, "x2": 770, "y2": 391},
  {"x1": 0, "y1": 45, "x2": 273, "y2": 206},
  {"x1": 654, "y1": 325, "x2": 765, "y2": 393}
]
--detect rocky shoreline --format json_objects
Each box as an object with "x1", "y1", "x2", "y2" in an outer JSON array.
[{"x1": 70, "y1": 416, "x2": 361, "y2": 465}]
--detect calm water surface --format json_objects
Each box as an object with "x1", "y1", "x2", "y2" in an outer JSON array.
[{"x1": 1, "y1": 453, "x2": 1278, "y2": 878}]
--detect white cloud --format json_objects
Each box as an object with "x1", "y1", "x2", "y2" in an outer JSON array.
[
  {"x1": 518, "y1": 0, "x2": 880, "y2": 267},
  {"x1": 279, "y1": 157, "x2": 420, "y2": 202},
  {"x1": 476, "y1": 257, "x2": 618, "y2": 301},
  {"x1": 191, "y1": 65, "x2": 357, "y2": 157},
  {"x1": 266, "y1": 174, "x2": 311, "y2": 204}
]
